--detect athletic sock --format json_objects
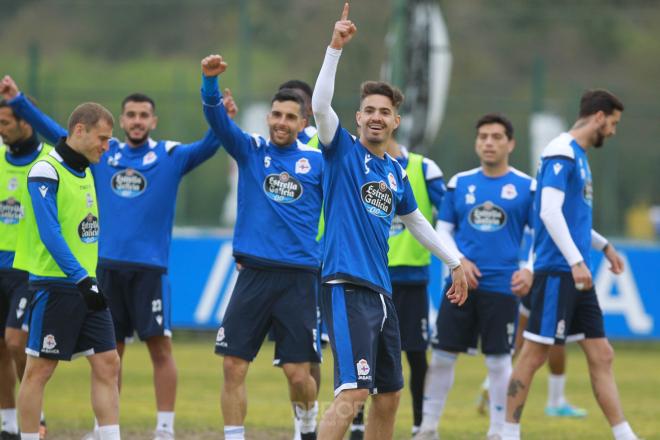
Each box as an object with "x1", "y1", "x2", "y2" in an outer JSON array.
[
  {"x1": 485, "y1": 354, "x2": 512, "y2": 436},
  {"x1": 0, "y1": 408, "x2": 18, "y2": 433},
  {"x1": 224, "y1": 425, "x2": 245, "y2": 440},
  {"x1": 406, "y1": 350, "x2": 428, "y2": 428},
  {"x1": 20, "y1": 434, "x2": 39, "y2": 440},
  {"x1": 502, "y1": 422, "x2": 520, "y2": 440},
  {"x1": 419, "y1": 350, "x2": 457, "y2": 432},
  {"x1": 612, "y1": 421, "x2": 638, "y2": 440},
  {"x1": 295, "y1": 401, "x2": 318, "y2": 434},
  {"x1": 350, "y1": 406, "x2": 365, "y2": 432},
  {"x1": 547, "y1": 374, "x2": 566, "y2": 407},
  {"x1": 156, "y1": 411, "x2": 175, "y2": 434},
  {"x1": 98, "y1": 424, "x2": 121, "y2": 440}
]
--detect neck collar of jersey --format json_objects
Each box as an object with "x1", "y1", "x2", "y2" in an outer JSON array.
[
  {"x1": 6, "y1": 132, "x2": 39, "y2": 157},
  {"x1": 55, "y1": 137, "x2": 89, "y2": 172}
]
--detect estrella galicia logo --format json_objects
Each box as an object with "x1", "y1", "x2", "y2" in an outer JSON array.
[
  {"x1": 468, "y1": 201, "x2": 507, "y2": 231},
  {"x1": 111, "y1": 169, "x2": 147, "y2": 198},
  {"x1": 78, "y1": 213, "x2": 99, "y2": 243},
  {"x1": 389, "y1": 215, "x2": 405, "y2": 237},
  {"x1": 0, "y1": 197, "x2": 22, "y2": 224},
  {"x1": 583, "y1": 180, "x2": 593, "y2": 206},
  {"x1": 263, "y1": 172, "x2": 303, "y2": 203},
  {"x1": 361, "y1": 181, "x2": 393, "y2": 218}
]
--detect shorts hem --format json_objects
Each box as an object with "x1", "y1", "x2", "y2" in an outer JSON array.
[
  {"x1": 136, "y1": 329, "x2": 173, "y2": 341},
  {"x1": 214, "y1": 347, "x2": 255, "y2": 362},
  {"x1": 566, "y1": 333, "x2": 585, "y2": 343},
  {"x1": 523, "y1": 330, "x2": 556, "y2": 345},
  {"x1": 273, "y1": 355, "x2": 322, "y2": 367},
  {"x1": 371, "y1": 382, "x2": 404, "y2": 395},
  {"x1": 334, "y1": 382, "x2": 358, "y2": 397}
]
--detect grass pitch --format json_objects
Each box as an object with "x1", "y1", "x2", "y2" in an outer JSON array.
[{"x1": 39, "y1": 333, "x2": 659, "y2": 439}]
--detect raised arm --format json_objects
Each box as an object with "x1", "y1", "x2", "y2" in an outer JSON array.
[
  {"x1": 312, "y1": 3, "x2": 356, "y2": 146},
  {"x1": 1, "y1": 75, "x2": 67, "y2": 143}
]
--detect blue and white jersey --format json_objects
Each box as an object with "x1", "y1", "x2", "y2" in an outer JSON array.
[
  {"x1": 534, "y1": 133, "x2": 593, "y2": 272},
  {"x1": 388, "y1": 146, "x2": 446, "y2": 284},
  {"x1": 202, "y1": 77, "x2": 323, "y2": 271},
  {"x1": 321, "y1": 125, "x2": 418, "y2": 296},
  {"x1": 439, "y1": 167, "x2": 535, "y2": 295},
  {"x1": 9, "y1": 92, "x2": 222, "y2": 271}
]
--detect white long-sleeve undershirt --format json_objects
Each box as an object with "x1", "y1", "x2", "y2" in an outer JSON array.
[
  {"x1": 401, "y1": 209, "x2": 461, "y2": 269},
  {"x1": 311, "y1": 46, "x2": 342, "y2": 146}
]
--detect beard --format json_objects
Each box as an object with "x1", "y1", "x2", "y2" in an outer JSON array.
[
  {"x1": 125, "y1": 130, "x2": 149, "y2": 146},
  {"x1": 593, "y1": 130, "x2": 605, "y2": 148}
]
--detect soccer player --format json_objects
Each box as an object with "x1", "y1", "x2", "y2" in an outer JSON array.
[
  {"x1": 12, "y1": 102, "x2": 120, "y2": 440},
  {"x1": 200, "y1": 55, "x2": 323, "y2": 440},
  {"x1": 502, "y1": 90, "x2": 640, "y2": 440},
  {"x1": 278, "y1": 80, "x2": 319, "y2": 147},
  {"x1": 311, "y1": 4, "x2": 467, "y2": 439},
  {"x1": 1, "y1": 74, "x2": 223, "y2": 440},
  {"x1": 0, "y1": 99, "x2": 52, "y2": 440},
  {"x1": 350, "y1": 137, "x2": 446, "y2": 440},
  {"x1": 416, "y1": 114, "x2": 535, "y2": 440}
]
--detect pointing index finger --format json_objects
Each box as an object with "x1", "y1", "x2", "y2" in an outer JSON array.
[{"x1": 341, "y1": 2, "x2": 350, "y2": 21}]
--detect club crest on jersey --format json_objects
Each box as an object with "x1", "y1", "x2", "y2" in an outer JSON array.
[
  {"x1": 8, "y1": 177, "x2": 17, "y2": 191},
  {"x1": 0, "y1": 197, "x2": 22, "y2": 225},
  {"x1": 356, "y1": 359, "x2": 371, "y2": 380},
  {"x1": 361, "y1": 181, "x2": 394, "y2": 218},
  {"x1": 295, "y1": 157, "x2": 311, "y2": 174},
  {"x1": 583, "y1": 180, "x2": 593, "y2": 206},
  {"x1": 78, "y1": 213, "x2": 99, "y2": 243},
  {"x1": 263, "y1": 172, "x2": 303, "y2": 203},
  {"x1": 468, "y1": 201, "x2": 507, "y2": 232},
  {"x1": 501, "y1": 183, "x2": 517, "y2": 200},
  {"x1": 388, "y1": 172, "x2": 397, "y2": 191},
  {"x1": 465, "y1": 184, "x2": 476, "y2": 205},
  {"x1": 389, "y1": 215, "x2": 405, "y2": 237},
  {"x1": 111, "y1": 168, "x2": 147, "y2": 198},
  {"x1": 142, "y1": 151, "x2": 158, "y2": 166},
  {"x1": 42, "y1": 334, "x2": 59, "y2": 354}
]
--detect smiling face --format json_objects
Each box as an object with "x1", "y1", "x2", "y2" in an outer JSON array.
[
  {"x1": 0, "y1": 107, "x2": 32, "y2": 145},
  {"x1": 267, "y1": 100, "x2": 306, "y2": 147},
  {"x1": 120, "y1": 101, "x2": 157, "y2": 146},
  {"x1": 356, "y1": 94, "x2": 401, "y2": 146},
  {"x1": 71, "y1": 119, "x2": 113, "y2": 164},
  {"x1": 475, "y1": 122, "x2": 514, "y2": 167}
]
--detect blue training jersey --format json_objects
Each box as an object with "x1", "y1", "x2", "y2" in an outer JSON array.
[
  {"x1": 202, "y1": 76, "x2": 323, "y2": 271},
  {"x1": 534, "y1": 133, "x2": 593, "y2": 272},
  {"x1": 388, "y1": 146, "x2": 446, "y2": 284},
  {"x1": 321, "y1": 125, "x2": 418, "y2": 296},
  {"x1": 9, "y1": 93, "x2": 221, "y2": 271},
  {"x1": 439, "y1": 167, "x2": 535, "y2": 295}
]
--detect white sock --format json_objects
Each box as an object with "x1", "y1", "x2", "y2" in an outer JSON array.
[
  {"x1": 502, "y1": 422, "x2": 520, "y2": 440},
  {"x1": 481, "y1": 376, "x2": 490, "y2": 391},
  {"x1": 485, "y1": 355, "x2": 512, "y2": 436},
  {"x1": 156, "y1": 411, "x2": 175, "y2": 434},
  {"x1": 419, "y1": 350, "x2": 457, "y2": 432},
  {"x1": 293, "y1": 413, "x2": 301, "y2": 439},
  {"x1": 612, "y1": 421, "x2": 637, "y2": 440},
  {"x1": 224, "y1": 425, "x2": 245, "y2": 440},
  {"x1": 294, "y1": 401, "x2": 318, "y2": 434},
  {"x1": 20, "y1": 434, "x2": 40, "y2": 440},
  {"x1": 0, "y1": 408, "x2": 19, "y2": 433},
  {"x1": 98, "y1": 424, "x2": 121, "y2": 440},
  {"x1": 547, "y1": 374, "x2": 566, "y2": 407}
]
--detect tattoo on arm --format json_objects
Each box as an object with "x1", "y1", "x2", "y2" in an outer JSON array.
[
  {"x1": 507, "y1": 379, "x2": 526, "y2": 397},
  {"x1": 513, "y1": 404, "x2": 525, "y2": 422}
]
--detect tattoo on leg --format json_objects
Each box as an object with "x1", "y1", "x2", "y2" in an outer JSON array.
[
  {"x1": 513, "y1": 404, "x2": 524, "y2": 422},
  {"x1": 507, "y1": 379, "x2": 526, "y2": 397}
]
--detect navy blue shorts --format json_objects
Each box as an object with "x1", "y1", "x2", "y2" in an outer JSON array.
[
  {"x1": 433, "y1": 285, "x2": 518, "y2": 355},
  {"x1": 321, "y1": 283, "x2": 404, "y2": 396},
  {"x1": 392, "y1": 283, "x2": 429, "y2": 352},
  {"x1": 98, "y1": 266, "x2": 171, "y2": 342},
  {"x1": 0, "y1": 270, "x2": 31, "y2": 335},
  {"x1": 25, "y1": 288, "x2": 116, "y2": 360},
  {"x1": 215, "y1": 267, "x2": 320, "y2": 365},
  {"x1": 524, "y1": 272, "x2": 605, "y2": 345}
]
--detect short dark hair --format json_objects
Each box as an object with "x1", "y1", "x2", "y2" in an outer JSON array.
[
  {"x1": 360, "y1": 81, "x2": 404, "y2": 110},
  {"x1": 271, "y1": 88, "x2": 305, "y2": 116},
  {"x1": 121, "y1": 93, "x2": 156, "y2": 112},
  {"x1": 67, "y1": 102, "x2": 114, "y2": 133},
  {"x1": 579, "y1": 89, "x2": 624, "y2": 118},
  {"x1": 476, "y1": 113, "x2": 514, "y2": 140},
  {"x1": 0, "y1": 95, "x2": 38, "y2": 122},
  {"x1": 278, "y1": 80, "x2": 312, "y2": 101}
]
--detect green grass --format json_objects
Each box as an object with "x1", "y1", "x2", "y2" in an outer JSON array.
[{"x1": 39, "y1": 335, "x2": 660, "y2": 439}]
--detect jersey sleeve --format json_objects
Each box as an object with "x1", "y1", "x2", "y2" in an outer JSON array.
[
  {"x1": 320, "y1": 123, "x2": 355, "y2": 161},
  {"x1": 167, "y1": 129, "x2": 222, "y2": 175},
  {"x1": 540, "y1": 157, "x2": 574, "y2": 192},
  {"x1": 27, "y1": 162, "x2": 88, "y2": 282},
  {"x1": 423, "y1": 158, "x2": 446, "y2": 210},
  {"x1": 9, "y1": 93, "x2": 68, "y2": 144},
  {"x1": 201, "y1": 75, "x2": 256, "y2": 164},
  {"x1": 438, "y1": 175, "x2": 457, "y2": 224},
  {"x1": 395, "y1": 175, "x2": 418, "y2": 216},
  {"x1": 527, "y1": 178, "x2": 537, "y2": 229}
]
